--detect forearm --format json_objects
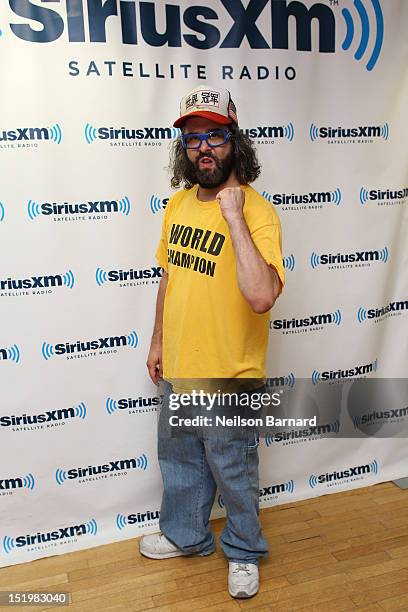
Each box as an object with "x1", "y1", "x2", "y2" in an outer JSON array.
[
  {"x1": 228, "y1": 218, "x2": 280, "y2": 314},
  {"x1": 146, "y1": 271, "x2": 168, "y2": 384},
  {"x1": 151, "y1": 271, "x2": 168, "y2": 344}
]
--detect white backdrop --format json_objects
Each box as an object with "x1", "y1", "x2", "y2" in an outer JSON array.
[{"x1": 0, "y1": 0, "x2": 407, "y2": 567}]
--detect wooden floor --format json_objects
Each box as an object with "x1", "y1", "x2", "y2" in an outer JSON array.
[{"x1": 1, "y1": 481, "x2": 408, "y2": 612}]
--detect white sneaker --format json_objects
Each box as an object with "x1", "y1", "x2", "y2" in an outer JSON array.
[
  {"x1": 139, "y1": 531, "x2": 189, "y2": 559},
  {"x1": 228, "y1": 562, "x2": 259, "y2": 598}
]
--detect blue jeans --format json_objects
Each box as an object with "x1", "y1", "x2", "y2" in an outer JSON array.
[{"x1": 157, "y1": 381, "x2": 269, "y2": 564}]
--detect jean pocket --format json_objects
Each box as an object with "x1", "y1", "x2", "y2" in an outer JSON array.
[{"x1": 247, "y1": 430, "x2": 260, "y2": 453}]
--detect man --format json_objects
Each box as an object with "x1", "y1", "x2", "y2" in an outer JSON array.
[{"x1": 140, "y1": 86, "x2": 285, "y2": 599}]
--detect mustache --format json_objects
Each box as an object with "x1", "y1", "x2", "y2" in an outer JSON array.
[{"x1": 196, "y1": 153, "x2": 218, "y2": 163}]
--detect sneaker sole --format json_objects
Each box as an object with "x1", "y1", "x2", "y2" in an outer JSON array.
[
  {"x1": 228, "y1": 583, "x2": 259, "y2": 599},
  {"x1": 229, "y1": 589, "x2": 258, "y2": 599},
  {"x1": 139, "y1": 548, "x2": 189, "y2": 560}
]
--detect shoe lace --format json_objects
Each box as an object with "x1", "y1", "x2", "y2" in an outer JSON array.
[{"x1": 233, "y1": 563, "x2": 252, "y2": 575}]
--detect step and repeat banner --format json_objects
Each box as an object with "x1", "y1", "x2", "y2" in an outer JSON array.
[{"x1": 0, "y1": 0, "x2": 407, "y2": 567}]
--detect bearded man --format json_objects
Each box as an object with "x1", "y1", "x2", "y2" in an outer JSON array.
[{"x1": 140, "y1": 86, "x2": 285, "y2": 599}]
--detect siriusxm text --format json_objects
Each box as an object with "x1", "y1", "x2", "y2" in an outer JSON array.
[
  {"x1": 127, "y1": 510, "x2": 160, "y2": 524},
  {"x1": 242, "y1": 126, "x2": 290, "y2": 139},
  {"x1": 41, "y1": 201, "x2": 123, "y2": 215},
  {"x1": 1, "y1": 409, "x2": 77, "y2": 427},
  {"x1": 273, "y1": 313, "x2": 337, "y2": 329},
  {"x1": 10, "y1": 1, "x2": 336, "y2": 52},
  {"x1": 270, "y1": 191, "x2": 334, "y2": 205},
  {"x1": 1, "y1": 275, "x2": 64, "y2": 290},
  {"x1": 118, "y1": 397, "x2": 162, "y2": 409},
  {"x1": 319, "y1": 251, "x2": 384, "y2": 264},
  {"x1": 367, "y1": 301, "x2": 408, "y2": 319},
  {"x1": 360, "y1": 408, "x2": 408, "y2": 424},
  {"x1": 94, "y1": 127, "x2": 176, "y2": 140},
  {"x1": 321, "y1": 362, "x2": 375, "y2": 380},
  {"x1": 14, "y1": 525, "x2": 89, "y2": 547},
  {"x1": 269, "y1": 424, "x2": 335, "y2": 442},
  {"x1": 318, "y1": 126, "x2": 385, "y2": 138},
  {"x1": 64, "y1": 458, "x2": 141, "y2": 478},
  {"x1": 107, "y1": 267, "x2": 162, "y2": 282},
  {"x1": 0, "y1": 127, "x2": 51, "y2": 142},
  {"x1": 259, "y1": 483, "x2": 287, "y2": 496},
  {"x1": 316, "y1": 464, "x2": 374, "y2": 483},
  {"x1": 54, "y1": 336, "x2": 129, "y2": 354},
  {"x1": 368, "y1": 188, "x2": 408, "y2": 201}
]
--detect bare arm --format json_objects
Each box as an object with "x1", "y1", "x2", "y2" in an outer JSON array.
[
  {"x1": 228, "y1": 217, "x2": 281, "y2": 313},
  {"x1": 217, "y1": 187, "x2": 281, "y2": 314},
  {"x1": 146, "y1": 271, "x2": 168, "y2": 384}
]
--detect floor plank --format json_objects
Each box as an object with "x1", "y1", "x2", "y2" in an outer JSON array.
[{"x1": 0, "y1": 482, "x2": 406, "y2": 612}]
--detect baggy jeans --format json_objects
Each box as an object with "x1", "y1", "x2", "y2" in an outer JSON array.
[{"x1": 157, "y1": 381, "x2": 269, "y2": 564}]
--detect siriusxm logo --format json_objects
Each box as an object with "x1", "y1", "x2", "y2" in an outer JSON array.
[
  {"x1": 27, "y1": 196, "x2": 131, "y2": 220},
  {"x1": 0, "y1": 344, "x2": 20, "y2": 364},
  {"x1": 219, "y1": 480, "x2": 294, "y2": 507},
  {"x1": 312, "y1": 358, "x2": 378, "y2": 384},
  {"x1": 149, "y1": 195, "x2": 169, "y2": 215},
  {"x1": 0, "y1": 473, "x2": 35, "y2": 493},
  {"x1": 259, "y1": 480, "x2": 294, "y2": 497},
  {"x1": 242, "y1": 123, "x2": 294, "y2": 143},
  {"x1": 0, "y1": 404, "x2": 86, "y2": 429},
  {"x1": 84, "y1": 123, "x2": 180, "y2": 144},
  {"x1": 357, "y1": 300, "x2": 408, "y2": 323},
  {"x1": 106, "y1": 395, "x2": 163, "y2": 415},
  {"x1": 265, "y1": 419, "x2": 340, "y2": 446},
  {"x1": 360, "y1": 186, "x2": 408, "y2": 206},
  {"x1": 310, "y1": 247, "x2": 389, "y2": 269},
  {"x1": 309, "y1": 459, "x2": 379, "y2": 488},
  {"x1": 116, "y1": 510, "x2": 160, "y2": 530},
  {"x1": 267, "y1": 373, "x2": 295, "y2": 389},
  {"x1": 55, "y1": 454, "x2": 148, "y2": 484},
  {"x1": 0, "y1": 201, "x2": 5, "y2": 222},
  {"x1": 0, "y1": 124, "x2": 62, "y2": 147},
  {"x1": 3, "y1": 519, "x2": 97, "y2": 554},
  {"x1": 0, "y1": 271, "x2": 74, "y2": 296},
  {"x1": 310, "y1": 122, "x2": 389, "y2": 142},
  {"x1": 271, "y1": 310, "x2": 341, "y2": 334},
  {"x1": 8, "y1": 0, "x2": 383, "y2": 70},
  {"x1": 95, "y1": 266, "x2": 162, "y2": 287},
  {"x1": 263, "y1": 188, "x2": 341, "y2": 209},
  {"x1": 353, "y1": 407, "x2": 408, "y2": 429},
  {"x1": 283, "y1": 254, "x2": 295, "y2": 272},
  {"x1": 42, "y1": 331, "x2": 138, "y2": 360}
]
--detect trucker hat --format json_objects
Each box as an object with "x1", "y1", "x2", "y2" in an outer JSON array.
[{"x1": 173, "y1": 86, "x2": 238, "y2": 128}]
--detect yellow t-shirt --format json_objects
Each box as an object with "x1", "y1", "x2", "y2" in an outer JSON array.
[{"x1": 155, "y1": 184, "x2": 285, "y2": 392}]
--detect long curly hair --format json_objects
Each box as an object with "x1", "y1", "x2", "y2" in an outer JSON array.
[{"x1": 168, "y1": 125, "x2": 261, "y2": 190}]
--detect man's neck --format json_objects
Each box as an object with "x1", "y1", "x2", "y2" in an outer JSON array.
[{"x1": 196, "y1": 172, "x2": 241, "y2": 202}]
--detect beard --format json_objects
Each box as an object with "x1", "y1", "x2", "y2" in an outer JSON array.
[{"x1": 187, "y1": 149, "x2": 235, "y2": 189}]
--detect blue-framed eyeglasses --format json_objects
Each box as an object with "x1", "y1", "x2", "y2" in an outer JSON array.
[{"x1": 181, "y1": 129, "x2": 232, "y2": 150}]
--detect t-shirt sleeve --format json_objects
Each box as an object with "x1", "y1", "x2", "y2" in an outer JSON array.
[{"x1": 251, "y1": 222, "x2": 285, "y2": 293}]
